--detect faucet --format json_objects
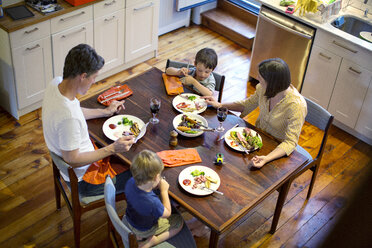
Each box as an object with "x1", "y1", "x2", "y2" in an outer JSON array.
[{"x1": 365, "y1": 0, "x2": 369, "y2": 17}]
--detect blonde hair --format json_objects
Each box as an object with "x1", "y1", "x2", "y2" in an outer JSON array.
[{"x1": 130, "y1": 150, "x2": 164, "y2": 186}]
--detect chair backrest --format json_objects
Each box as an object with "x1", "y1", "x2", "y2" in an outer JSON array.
[
  {"x1": 104, "y1": 176, "x2": 137, "y2": 248},
  {"x1": 166, "y1": 59, "x2": 225, "y2": 102},
  {"x1": 50, "y1": 151, "x2": 70, "y2": 177},
  {"x1": 304, "y1": 97, "x2": 334, "y2": 160}
]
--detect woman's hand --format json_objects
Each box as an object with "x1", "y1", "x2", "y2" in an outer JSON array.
[
  {"x1": 251, "y1": 155, "x2": 268, "y2": 168},
  {"x1": 106, "y1": 100, "x2": 125, "y2": 116},
  {"x1": 113, "y1": 135, "x2": 134, "y2": 153},
  {"x1": 201, "y1": 96, "x2": 220, "y2": 108}
]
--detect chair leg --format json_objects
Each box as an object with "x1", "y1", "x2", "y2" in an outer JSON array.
[
  {"x1": 306, "y1": 165, "x2": 319, "y2": 200},
  {"x1": 73, "y1": 210, "x2": 81, "y2": 248},
  {"x1": 270, "y1": 180, "x2": 291, "y2": 234}
]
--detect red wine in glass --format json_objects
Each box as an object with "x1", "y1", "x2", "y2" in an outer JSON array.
[
  {"x1": 216, "y1": 107, "x2": 228, "y2": 132},
  {"x1": 150, "y1": 97, "x2": 161, "y2": 124}
]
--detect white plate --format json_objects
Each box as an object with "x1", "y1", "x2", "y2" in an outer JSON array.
[
  {"x1": 102, "y1": 115, "x2": 146, "y2": 141},
  {"x1": 172, "y1": 93, "x2": 207, "y2": 114},
  {"x1": 178, "y1": 165, "x2": 221, "y2": 196},
  {"x1": 173, "y1": 113, "x2": 208, "y2": 137},
  {"x1": 225, "y1": 127, "x2": 262, "y2": 152}
]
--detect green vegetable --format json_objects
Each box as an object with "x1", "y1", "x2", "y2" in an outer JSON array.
[
  {"x1": 121, "y1": 117, "x2": 133, "y2": 126},
  {"x1": 188, "y1": 96, "x2": 197, "y2": 101},
  {"x1": 279, "y1": 0, "x2": 295, "y2": 6},
  {"x1": 247, "y1": 136, "x2": 263, "y2": 149},
  {"x1": 191, "y1": 169, "x2": 205, "y2": 177},
  {"x1": 117, "y1": 121, "x2": 122, "y2": 125},
  {"x1": 185, "y1": 130, "x2": 198, "y2": 134}
]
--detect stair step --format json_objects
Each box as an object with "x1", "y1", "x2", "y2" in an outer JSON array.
[{"x1": 201, "y1": 8, "x2": 257, "y2": 50}]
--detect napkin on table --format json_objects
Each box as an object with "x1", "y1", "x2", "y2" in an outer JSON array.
[
  {"x1": 97, "y1": 84, "x2": 133, "y2": 106},
  {"x1": 162, "y1": 73, "x2": 184, "y2": 95},
  {"x1": 157, "y1": 148, "x2": 202, "y2": 167}
]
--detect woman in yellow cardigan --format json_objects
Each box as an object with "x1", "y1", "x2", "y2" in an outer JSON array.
[{"x1": 203, "y1": 58, "x2": 307, "y2": 168}]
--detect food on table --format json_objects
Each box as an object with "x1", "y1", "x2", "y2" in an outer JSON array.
[
  {"x1": 122, "y1": 131, "x2": 133, "y2": 136},
  {"x1": 230, "y1": 128, "x2": 263, "y2": 150},
  {"x1": 130, "y1": 122, "x2": 140, "y2": 137},
  {"x1": 117, "y1": 117, "x2": 133, "y2": 126},
  {"x1": 206, "y1": 176, "x2": 218, "y2": 184},
  {"x1": 189, "y1": 169, "x2": 218, "y2": 189},
  {"x1": 113, "y1": 116, "x2": 140, "y2": 137},
  {"x1": 177, "y1": 115, "x2": 203, "y2": 134},
  {"x1": 191, "y1": 169, "x2": 205, "y2": 177},
  {"x1": 176, "y1": 95, "x2": 206, "y2": 112},
  {"x1": 109, "y1": 124, "x2": 116, "y2": 129},
  {"x1": 183, "y1": 179, "x2": 191, "y2": 186}
]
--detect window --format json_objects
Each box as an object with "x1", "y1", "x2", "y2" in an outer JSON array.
[{"x1": 228, "y1": 0, "x2": 261, "y2": 15}]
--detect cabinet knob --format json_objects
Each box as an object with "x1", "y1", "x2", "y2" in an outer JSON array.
[
  {"x1": 25, "y1": 44, "x2": 40, "y2": 51},
  {"x1": 24, "y1": 27, "x2": 39, "y2": 34},
  {"x1": 104, "y1": 0, "x2": 116, "y2": 6}
]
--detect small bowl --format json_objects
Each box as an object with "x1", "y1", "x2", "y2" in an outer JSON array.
[{"x1": 173, "y1": 114, "x2": 208, "y2": 137}]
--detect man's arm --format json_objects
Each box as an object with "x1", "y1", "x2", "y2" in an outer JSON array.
[{"x1": 81, "y1": 99, "x2": 125, "y2": 120}]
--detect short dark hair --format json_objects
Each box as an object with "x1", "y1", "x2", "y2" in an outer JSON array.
[
  {"x1": 258, "y1": 58, "x2": 291, "y2": 98},
  {"x1": 195, "y1": 48, "x2": 218, "y2": 70},
  {"x1": 63, "y1": 44, "x2": 104, "y2": 79}
]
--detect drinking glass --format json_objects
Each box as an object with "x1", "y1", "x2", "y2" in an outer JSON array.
[
  {"x1": 216, "y1": 107, "x2": 228, "y2": 132},
  {"x1": 150, "y1": 97, "x2": 161, "y2": 124}
]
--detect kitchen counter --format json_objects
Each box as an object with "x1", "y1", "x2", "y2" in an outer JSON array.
[
  {"x1": 0, "y1": 0, "x2": 104, "y2": 33},
  {"x1": 258, "y1": 0, "x2": 372, "y2": 52}
]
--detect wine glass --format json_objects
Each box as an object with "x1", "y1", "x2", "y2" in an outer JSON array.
[
  {"x1": 216, "y1": 107, "x2": 228, "y2": 132},
  {"x1": 150, "y1": 97, "x2": 161, "y2": 124}
]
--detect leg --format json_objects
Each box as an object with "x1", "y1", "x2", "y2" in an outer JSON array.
[
  {"x1": 270, "y1": 180, "x2": 291, "y2": 234},
  {"x1": 209, "y1": 230, "x2": 220, "y2": 248},
  {"x1": 52, "y1": 164, "x2": 61, "y2": 210},
  {"x1": 73, "y1": 209, "x2": 81, "y2": 248}
]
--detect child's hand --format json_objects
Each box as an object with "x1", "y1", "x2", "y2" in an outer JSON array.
[
  {"x1": 178, "y1": 67, "x2": 189, "y2": 76},
  {"x1": 158, "y1": 178, "x2": 169, "y2": 192},
  {"x1": 182, "y1": 75, "x2": 195, "y2": 86}
]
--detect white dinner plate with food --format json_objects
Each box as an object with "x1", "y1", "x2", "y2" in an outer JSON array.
[
  {"x1": 173, "y1": 113, "x2": 209, "y2": 137},
  {"x1": 225, "y1": 126, "x2": 263, "y2": 153},
  {"x1": 102, "y1": 115, "x2": 146, "y2": 141},
  {"x1": 172, "y1": 93, "x2": 207, "y2": 114},
  {"x1": 178, "y1": 165, "x2": 221, "y2": 196}
]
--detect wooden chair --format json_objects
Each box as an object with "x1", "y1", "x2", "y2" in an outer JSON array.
[
  {"x1": 50, "y1": 151, "x2": 126, "y2": 248},
  {"x1": 104, "y1": 176, "x2": 197, "y2": 248},
  {"x1": 270, "y1": 97, "x2": 334, "y2": 233},
  {"x1": 165, "y1": 59, "x2": 226, "y2": 102}
]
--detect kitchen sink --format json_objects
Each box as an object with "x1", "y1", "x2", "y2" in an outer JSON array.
[{"x1": 331, "y1": 15, "x2": 372, "y2": 39}]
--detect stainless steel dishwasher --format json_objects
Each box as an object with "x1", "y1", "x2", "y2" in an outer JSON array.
[{"x1": 249, "y1": 6, "x2": 315, "y2": 91}]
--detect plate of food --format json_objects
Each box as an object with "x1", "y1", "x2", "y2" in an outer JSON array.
[
  {"x1": 172, "y1": 93, "x2": 207, "y2": 114},
  {"x1": 173, "y1": 114, "x2": 210, "y2": 137},
  {"x1": 225, "y1": 127, "x2": 263, "y2": 153},
  {"x1": 178, "y1": 165, "x2": 221, "y2": 196},
  {"x1": 102, "y1": 115, "x2": 145, "y2": 141}
]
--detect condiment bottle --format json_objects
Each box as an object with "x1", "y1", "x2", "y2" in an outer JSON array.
[{"x1": 169, "y1": 130, "x2": 178, "y2": 146}]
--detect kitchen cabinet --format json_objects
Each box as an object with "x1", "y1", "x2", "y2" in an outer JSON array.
[
  {"x1": 302, "y1": 29, "x2": 372, "y2": 144},
  {"x1": 355, "y1": 79, "x2": 372, "y2": 140},
  {"x1": 125, "y1": 0, "x2": 159, "y2": 63},
  {"x1": 94, "y1": 0, "x2": 125, "y2": 74}
]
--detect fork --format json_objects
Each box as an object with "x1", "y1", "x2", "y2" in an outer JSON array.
[{"x1": 200, "y1": 186, "x2": 224, "y2": 195}]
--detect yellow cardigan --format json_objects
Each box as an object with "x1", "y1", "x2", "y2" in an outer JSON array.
[{"x1": 237, "y1": 84, "x2": 307, "y2": 156}]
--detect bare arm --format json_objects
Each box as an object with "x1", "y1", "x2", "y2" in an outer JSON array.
[
  {"x1": 251, "y1": 147, "x2": 287, "y2": 168},
  {"x1": 165, "y1": 67, "x2": 188, "y2": 77},
  {"x1": 202, "y1": 96, "x2": 245, "y2": 112},
  {"x1": 81, "y1": 100, "x2": 125, "y2": 120},
  {"x1": 61, "y1": 136, "x2": 134, "y2": 167},
  {"x1": 158, "y1": 179, "x2": 172, "y2": 218},
  {"x1": 183, "y1": 76, "x2": 213, "y2": 96}
]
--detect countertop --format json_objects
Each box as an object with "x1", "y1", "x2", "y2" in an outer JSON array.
[
  {"x1": 0, "y1": 0, "x2": 104, "y2": 33},
  {"x1": 258, "y1": 0, "x2": 372, "y2": 52}
]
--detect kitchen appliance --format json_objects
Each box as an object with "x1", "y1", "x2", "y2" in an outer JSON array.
[
  {"x1": 26, "y1": 0, "x2": 62, "y2": 14},
  {"x1": 249, "y1": 6, "x2": 315, "y2": 91}
]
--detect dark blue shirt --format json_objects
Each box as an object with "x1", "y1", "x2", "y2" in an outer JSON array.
[{"x1": 125, "y1": 177, "x2": 164, "y2": 231}]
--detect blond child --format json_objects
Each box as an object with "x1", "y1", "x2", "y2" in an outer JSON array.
[
  {"x1": 166, "y1": 48, "x2": 218, "y2": 96},
  {"x1": 124, "y1": 150, "x2": 184, "y2": 248}
]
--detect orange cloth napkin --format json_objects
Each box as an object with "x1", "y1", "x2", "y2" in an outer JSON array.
[
  {"x1": 97, "y1": 84, "x2": 133, "y2": 106},
  {"x1": 83, "y1": 141, "x2": 128, "y2": 185},
  {"x1": 157, "y1": 148, "x2": 202, "y2": 167},
  {"x1": 162, "y1": 73, "x2": 184, "y2": 95}
]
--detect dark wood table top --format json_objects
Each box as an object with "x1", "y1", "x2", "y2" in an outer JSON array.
[{"x1": 81, "y1": 67, "x2": 308, "y2": 238}]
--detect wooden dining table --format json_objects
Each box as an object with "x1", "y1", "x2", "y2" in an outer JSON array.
[{"x1": 81, "y1": 67, "x2": 309, "y2": 248}]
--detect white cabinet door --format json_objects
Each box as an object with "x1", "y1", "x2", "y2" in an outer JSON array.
[
  {"x1": 12, "y1": 36, "x2": 53, "y2": 109},
  {"x1": 328, "y1": 59, "x2": 372, "y2": 129},
  {"x1": 52, "y1": 21, "x2": 94, "y2": 77},
  {"x1": 125, "y1": 0, "x2": 159, "y2": 63},
  {"x1": 94, "y1": 10, "x2": 125, "y2": 74},
  {"x1": 302, "y1": 45, "x2": 341, "y2": 109},
  {"x1": 355, "y1": 78, "x2": 372, "y2": 140}
]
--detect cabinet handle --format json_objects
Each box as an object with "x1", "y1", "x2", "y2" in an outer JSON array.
[
  {"x1": 348, "y1": 67, "x2": 361, "y2": 74},
  {"x1": 134, "y1": 2, "x2": 154, "y2": 11},
  {"x1": 104, "y1": 0, "x2": 116, "y2": 6},
  {"x1": 60, "y1": 11, "x2": 85, "y2": 22},
  {"x1": 104, "y1": 16, "x2": 116, "y2": 22},
  {"x1": 25, "y1": 44, "x2": 40, "y2": 51},
  {"x1": 61, "y1": 27, "x2": 86, "y2": 39},
  {"x1": 332, "y1": 40, "x2": 358, "y2": 53},
  {"x1": 24, "y1": 27, "x2": 39, "y2": 34},
  {"x1": 319, "y1": 52, "x2": 331, "y2": 60}
]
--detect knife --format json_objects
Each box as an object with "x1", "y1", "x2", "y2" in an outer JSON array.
[
  {"x1": 101, "y1": 91, "x2": 130, "y2": 103},
  {"x1": 134, "y1": 122, "x2": 149, "y2": 143},
  {"x1": 177, "y1": 127, "x2": 215, "y2": 132},
  {"x1": 218, "y1": 123, "x2": 239, "y2": 141}
]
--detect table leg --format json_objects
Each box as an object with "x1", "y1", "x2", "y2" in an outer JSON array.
[
  {"x1": 270, "y1": 180, "x2": 291, "y2": 234},
  {"x1": 209, "y1": 230, "x2": 220, "y2": 248}
]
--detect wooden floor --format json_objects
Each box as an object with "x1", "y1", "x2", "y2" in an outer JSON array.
[{"x1": 0, "y1": 25, "x2": 371, "y2": 248}]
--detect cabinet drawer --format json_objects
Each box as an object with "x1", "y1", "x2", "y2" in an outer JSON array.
[
  {"x1": 51, "y1": 5, "x2": 93, "y2": 34},
  {"x1": 314, "y1": 29, "x2": 372, "y2": 70},
  {"x1": 10, "y1": 21, "x2": 50, "y2": 49},
  {"x1": 126, "y1": 0, "x2": 153, "y2": 8},
  {"x1": 94, "y1": 0, "x2": 124, "y2": 18}
]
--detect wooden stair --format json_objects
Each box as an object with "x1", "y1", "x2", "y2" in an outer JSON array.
[{"x1": 201, "y1": 0, "x2": 258, "y2": 50}]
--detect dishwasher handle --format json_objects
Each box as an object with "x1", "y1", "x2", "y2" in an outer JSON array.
[{"x1": 259, "y1": 10, "x2": 314, "y2": 40}]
